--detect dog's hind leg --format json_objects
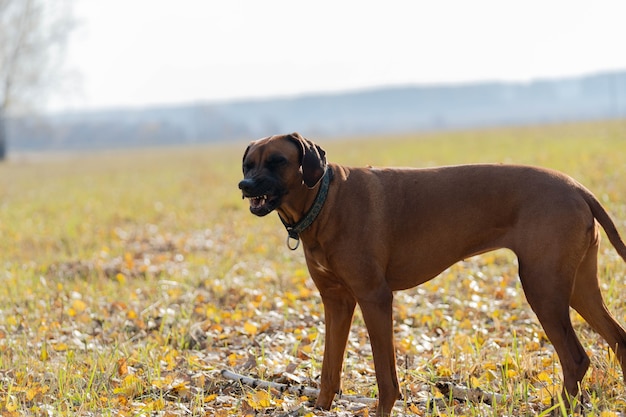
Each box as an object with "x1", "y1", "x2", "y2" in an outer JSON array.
[
  {"x1": 517, "y1": 258, "x2": 590, "y2": 399},
  {"x1": 570, "y1": 238, "x2": 626, "y2": 381},
  {"x1": 356, "y1": 285, "x2": 401, "y2": 417}
]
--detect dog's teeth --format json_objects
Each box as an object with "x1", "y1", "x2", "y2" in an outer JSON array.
[{"x1": 248, "y1": 195, "x2": 269, "y2": 209}]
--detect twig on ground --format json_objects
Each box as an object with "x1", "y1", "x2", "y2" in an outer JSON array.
[
  {"x1": 220, "y1": 370, "x2": 507, "y2": 413},
  {"x1": 220, "y1": 369, "x2": 377, "y2": 404}
]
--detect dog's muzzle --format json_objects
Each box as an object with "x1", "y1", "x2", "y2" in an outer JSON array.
[{"x1": 238, "y1": 178, "x2": 282, "y2": 216}]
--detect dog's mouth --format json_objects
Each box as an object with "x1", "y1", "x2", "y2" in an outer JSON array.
[
  {"x1": 249, "y1": 195, "x2": 268, "y2": 210},
  {"x1": 239, "y1": 176, "x2": 284, "y2": 216},
  {"x1": 245, "y1": 193, "x2": 281, "y2": 216}
]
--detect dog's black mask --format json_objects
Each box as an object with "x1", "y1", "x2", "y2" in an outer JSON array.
[{"x1": 238, "y1": 173, "x2": 286, "y2": 216}]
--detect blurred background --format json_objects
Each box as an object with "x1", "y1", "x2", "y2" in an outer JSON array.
[{"x1": 1, "y1": 0, "x2": 626, "y2": 158}]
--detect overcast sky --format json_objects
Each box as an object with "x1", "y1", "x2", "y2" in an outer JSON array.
[{"x1": 50, "y1": 0, "x2": 626, "y2": 112}]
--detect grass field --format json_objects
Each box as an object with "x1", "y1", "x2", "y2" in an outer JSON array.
[{"x1": 1, "y1": 120, "x2": 626, "y2": 416}]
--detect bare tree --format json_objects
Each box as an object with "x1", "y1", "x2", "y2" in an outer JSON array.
[{"x1": 0, "y1": 0, "x2": 74, "y2": 160}]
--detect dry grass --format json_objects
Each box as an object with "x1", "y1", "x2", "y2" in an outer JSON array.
[{"x1": 1, "y1": 120, "x2": 626, "y2": 416}]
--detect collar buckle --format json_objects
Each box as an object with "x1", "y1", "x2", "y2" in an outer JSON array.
[{"x1": 286, "y1": 234, "x2": 300, "y2": 251}]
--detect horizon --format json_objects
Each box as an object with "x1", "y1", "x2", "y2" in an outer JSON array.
[
  {"x1": 9, "y1": 70, "x2": 625, "y2": 155},
  {"x1": 44, "y1": 68, "x2": 626, "y2": 116}
]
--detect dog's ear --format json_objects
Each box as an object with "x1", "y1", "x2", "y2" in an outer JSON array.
[{"x1": 287, "y1": 132, "x2": 327, "y2": 188}]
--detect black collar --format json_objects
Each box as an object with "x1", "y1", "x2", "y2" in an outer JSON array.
[{"x1": 279, "y1": 166, "x2": 332, "y2": 250}]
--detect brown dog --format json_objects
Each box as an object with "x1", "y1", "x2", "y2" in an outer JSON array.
[{"x1": 238, "y1": 132, "x2": 626, "y2": 416}]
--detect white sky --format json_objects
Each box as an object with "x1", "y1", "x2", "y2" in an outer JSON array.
[{"x1": 50, "y1": 0, "x2": 626, "y2": 112}]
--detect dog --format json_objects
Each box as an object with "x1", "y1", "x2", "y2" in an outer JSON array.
[{"x1": 238, "y1": 132, "x2": 626, "y2": 416}]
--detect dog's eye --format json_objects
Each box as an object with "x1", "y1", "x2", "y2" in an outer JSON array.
[{"x1": 267, "y1": 156, "x2": 287, "y2": 168}]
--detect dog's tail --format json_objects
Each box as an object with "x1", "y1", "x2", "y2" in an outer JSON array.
[{"x1": 581, "y1": 188, "x2": 626, "y2": 261}]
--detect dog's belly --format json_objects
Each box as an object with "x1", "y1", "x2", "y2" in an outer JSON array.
[{"x1": 384, "y1": 231, "x2": 510, "y2": 291}]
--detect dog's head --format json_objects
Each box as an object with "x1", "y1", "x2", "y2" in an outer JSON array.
[{"x1": 238, "y1": 132, "x2": 327, "y2": 216}]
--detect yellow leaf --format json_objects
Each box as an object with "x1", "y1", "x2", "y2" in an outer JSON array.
[
  {"x1": 502, "y1": 357, "x2": 518, "y2": 370},
  {"x1": 26, "y1": 387, "x2": 40, "y2": 401},
  {"x1": 484, "y1": 369, "x2": 498, "y2": 382},
  {"x1": 227, "y1": 353, "x2": 239, "y2": 366},
  {"x1": 248, "y1": 390, "x2": 272, "y2": 409},
  {"x1": 172, "y1": 379, "x2": 189, "y2": 392},
  {"x1": 441, "y1": 341, "x2": 450, "y2": 357},
  {"x1": 460, "y1": 318, "x2": 473, "y2": 330},
  {"x1": 116, "y1": 273, "x2": 127, "y2": 285},
  {"x1": 164, "y1": 349, "x2": 179, "y2": 370},
  {"x1": 148, "y1": 397, "x2": 165, "y2": 411},
  {"x1": 117, "y1": 358, "x2": 128, "y2": 376},
  {"x1": 40, "y1": 342, "x2": 49, "y2": 361},
  {"x1": 113, "y1": 374, "x2": 143, "y2": 396},
  {"x1": 526, "y1": 341, "x2": 540, "y2": 351},
  {"x1": 437, "y1": 366, "x2": 452, "y2": 377},
  {"x1": 124, "y1": 252, "x2": 134, "y2": 268},
  {"x1": 53, "y1": 342, "x2": 69, "y2": 352},
  {"x1": 243, "y1": 321, "x2": 258, "y2": 336},
  {"x1": 536, "y1": 371, "x2": 552, "y2": 383},
  {"x1": 536, "y1": 384, "x2": 557, "y2": 400},
  {"x1": 5, "y1": 395, "x2": 18, "y2": 411},
  {"x1": 71, "y1": 299, "x2": 87, "y2": 313},
  {"x1": 506, "y1": 369, "x2": 518, "y2": 378}
]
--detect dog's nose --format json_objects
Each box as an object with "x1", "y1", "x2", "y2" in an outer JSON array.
[{"x1": 238, "y1": 178, "x2": 254, "y2": 193}]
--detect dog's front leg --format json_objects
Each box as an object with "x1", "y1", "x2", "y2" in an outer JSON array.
[
  {"x1": 358, "y1": 288, "x2": 400, "y2": 417},
  {"x1": 315, "y1": 289, "x2": 357, "y2": 410}
]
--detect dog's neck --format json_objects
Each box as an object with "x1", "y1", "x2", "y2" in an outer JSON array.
[{"x1": 277, "y1": 167, "x2": 332, "y2": 249}]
